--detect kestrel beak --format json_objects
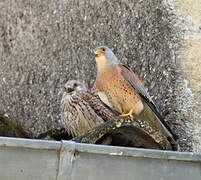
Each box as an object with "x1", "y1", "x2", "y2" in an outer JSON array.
[
  {"x1": 95, "y1": 48, "x2": 105, "y2": 58},
  {"x1": 65, "y1": 86, "x2": 75, "y2": 94}
]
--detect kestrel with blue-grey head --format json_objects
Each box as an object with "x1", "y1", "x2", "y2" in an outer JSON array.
[{"x1": 94, "y1": 46, "x2": 178, "y2": 149}]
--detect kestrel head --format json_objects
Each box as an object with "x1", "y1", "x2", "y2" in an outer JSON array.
[
  {"x1": 64, "y1": 80, "x2": 87, "y2": 95},
  {"x1": 95, "y1": 46, "x2": 118, "y2": 71}
]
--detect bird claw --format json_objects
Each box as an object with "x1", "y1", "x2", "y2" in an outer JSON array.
[{"x1": 120, "y1": 111, "x2": 134, "y2": 119}]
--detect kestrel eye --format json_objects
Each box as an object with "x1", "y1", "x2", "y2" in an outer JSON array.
[
  {"x1": 102, "y1": 48, "x2": 105, "y2": 52},
  {"x1": 73, "y1": 83, "x2": 77, "y2": 87}
]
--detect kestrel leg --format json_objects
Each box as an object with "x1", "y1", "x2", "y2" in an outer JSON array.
[{"x1": 120, "y1": 108, "x2": 135, "y2": 119}]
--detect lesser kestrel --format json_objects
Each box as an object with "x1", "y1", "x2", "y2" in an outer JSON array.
[
  {"x1": 61, "y1": 80, "x2": 104, "y2": 137},
  {"x1": 94, "y1": 46, "x2": 178, "y2": 149}
]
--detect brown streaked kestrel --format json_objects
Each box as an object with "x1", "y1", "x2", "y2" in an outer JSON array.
[
  {"x1": 61, "y1": 80, "x2": 113, "y2": 137},
  {"x1": 94, "y1": 46, "x2": 178, "y2": 148}
]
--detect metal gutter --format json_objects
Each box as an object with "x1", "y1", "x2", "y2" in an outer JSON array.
[
  {"x1": 1, "y1": 137, "x2": 201, "y2": 162},
  {"x1": 0, "y1": 137, "x2": 201, "y2": 180}
]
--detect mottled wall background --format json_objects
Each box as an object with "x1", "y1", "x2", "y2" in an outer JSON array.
[
  {"x1": 173, "y1": 0, "x2": 201, "y2": 151},
  {"x1": 0, "y1": 0, "x2": 199, "y2": 151}
]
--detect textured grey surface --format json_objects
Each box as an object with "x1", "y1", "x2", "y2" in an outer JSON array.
[{"x1": 0, "y1": 0, "x2": 194, "y2": 150}]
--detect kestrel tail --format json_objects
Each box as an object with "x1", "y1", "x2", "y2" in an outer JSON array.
[
  {"x1": 61, "y1": 80, "x2": 105, "y2": 137},
  {"x1": 94, "y1": 46, "x2": 178, "y2": 150}
]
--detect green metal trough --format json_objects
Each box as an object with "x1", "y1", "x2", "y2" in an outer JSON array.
[{"x1": 0, "y1": 137, "x2": 200, "y2": 180}]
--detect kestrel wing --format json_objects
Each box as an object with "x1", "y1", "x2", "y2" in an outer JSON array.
[
  {"x1": 118, "y1": 64, "x2": 177, "y2": 140},
  {"x1": 79, "y1": 90, "x2": 119, "y2": 120}
]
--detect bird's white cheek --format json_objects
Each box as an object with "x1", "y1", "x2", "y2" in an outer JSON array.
[{"x1": 97, "y1": 91, "x2": 112, "y2": 108}]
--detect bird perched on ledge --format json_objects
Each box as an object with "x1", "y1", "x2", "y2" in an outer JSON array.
[
  {"x1": 61, "y1": 80, "x2": 102, "y2": 137},
  {"x1": 61, "y1": 80, "x2": 114, "y2": 137},
  {"x1": 94, "y1": 46, "x2": 178, "y2": 150}
]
